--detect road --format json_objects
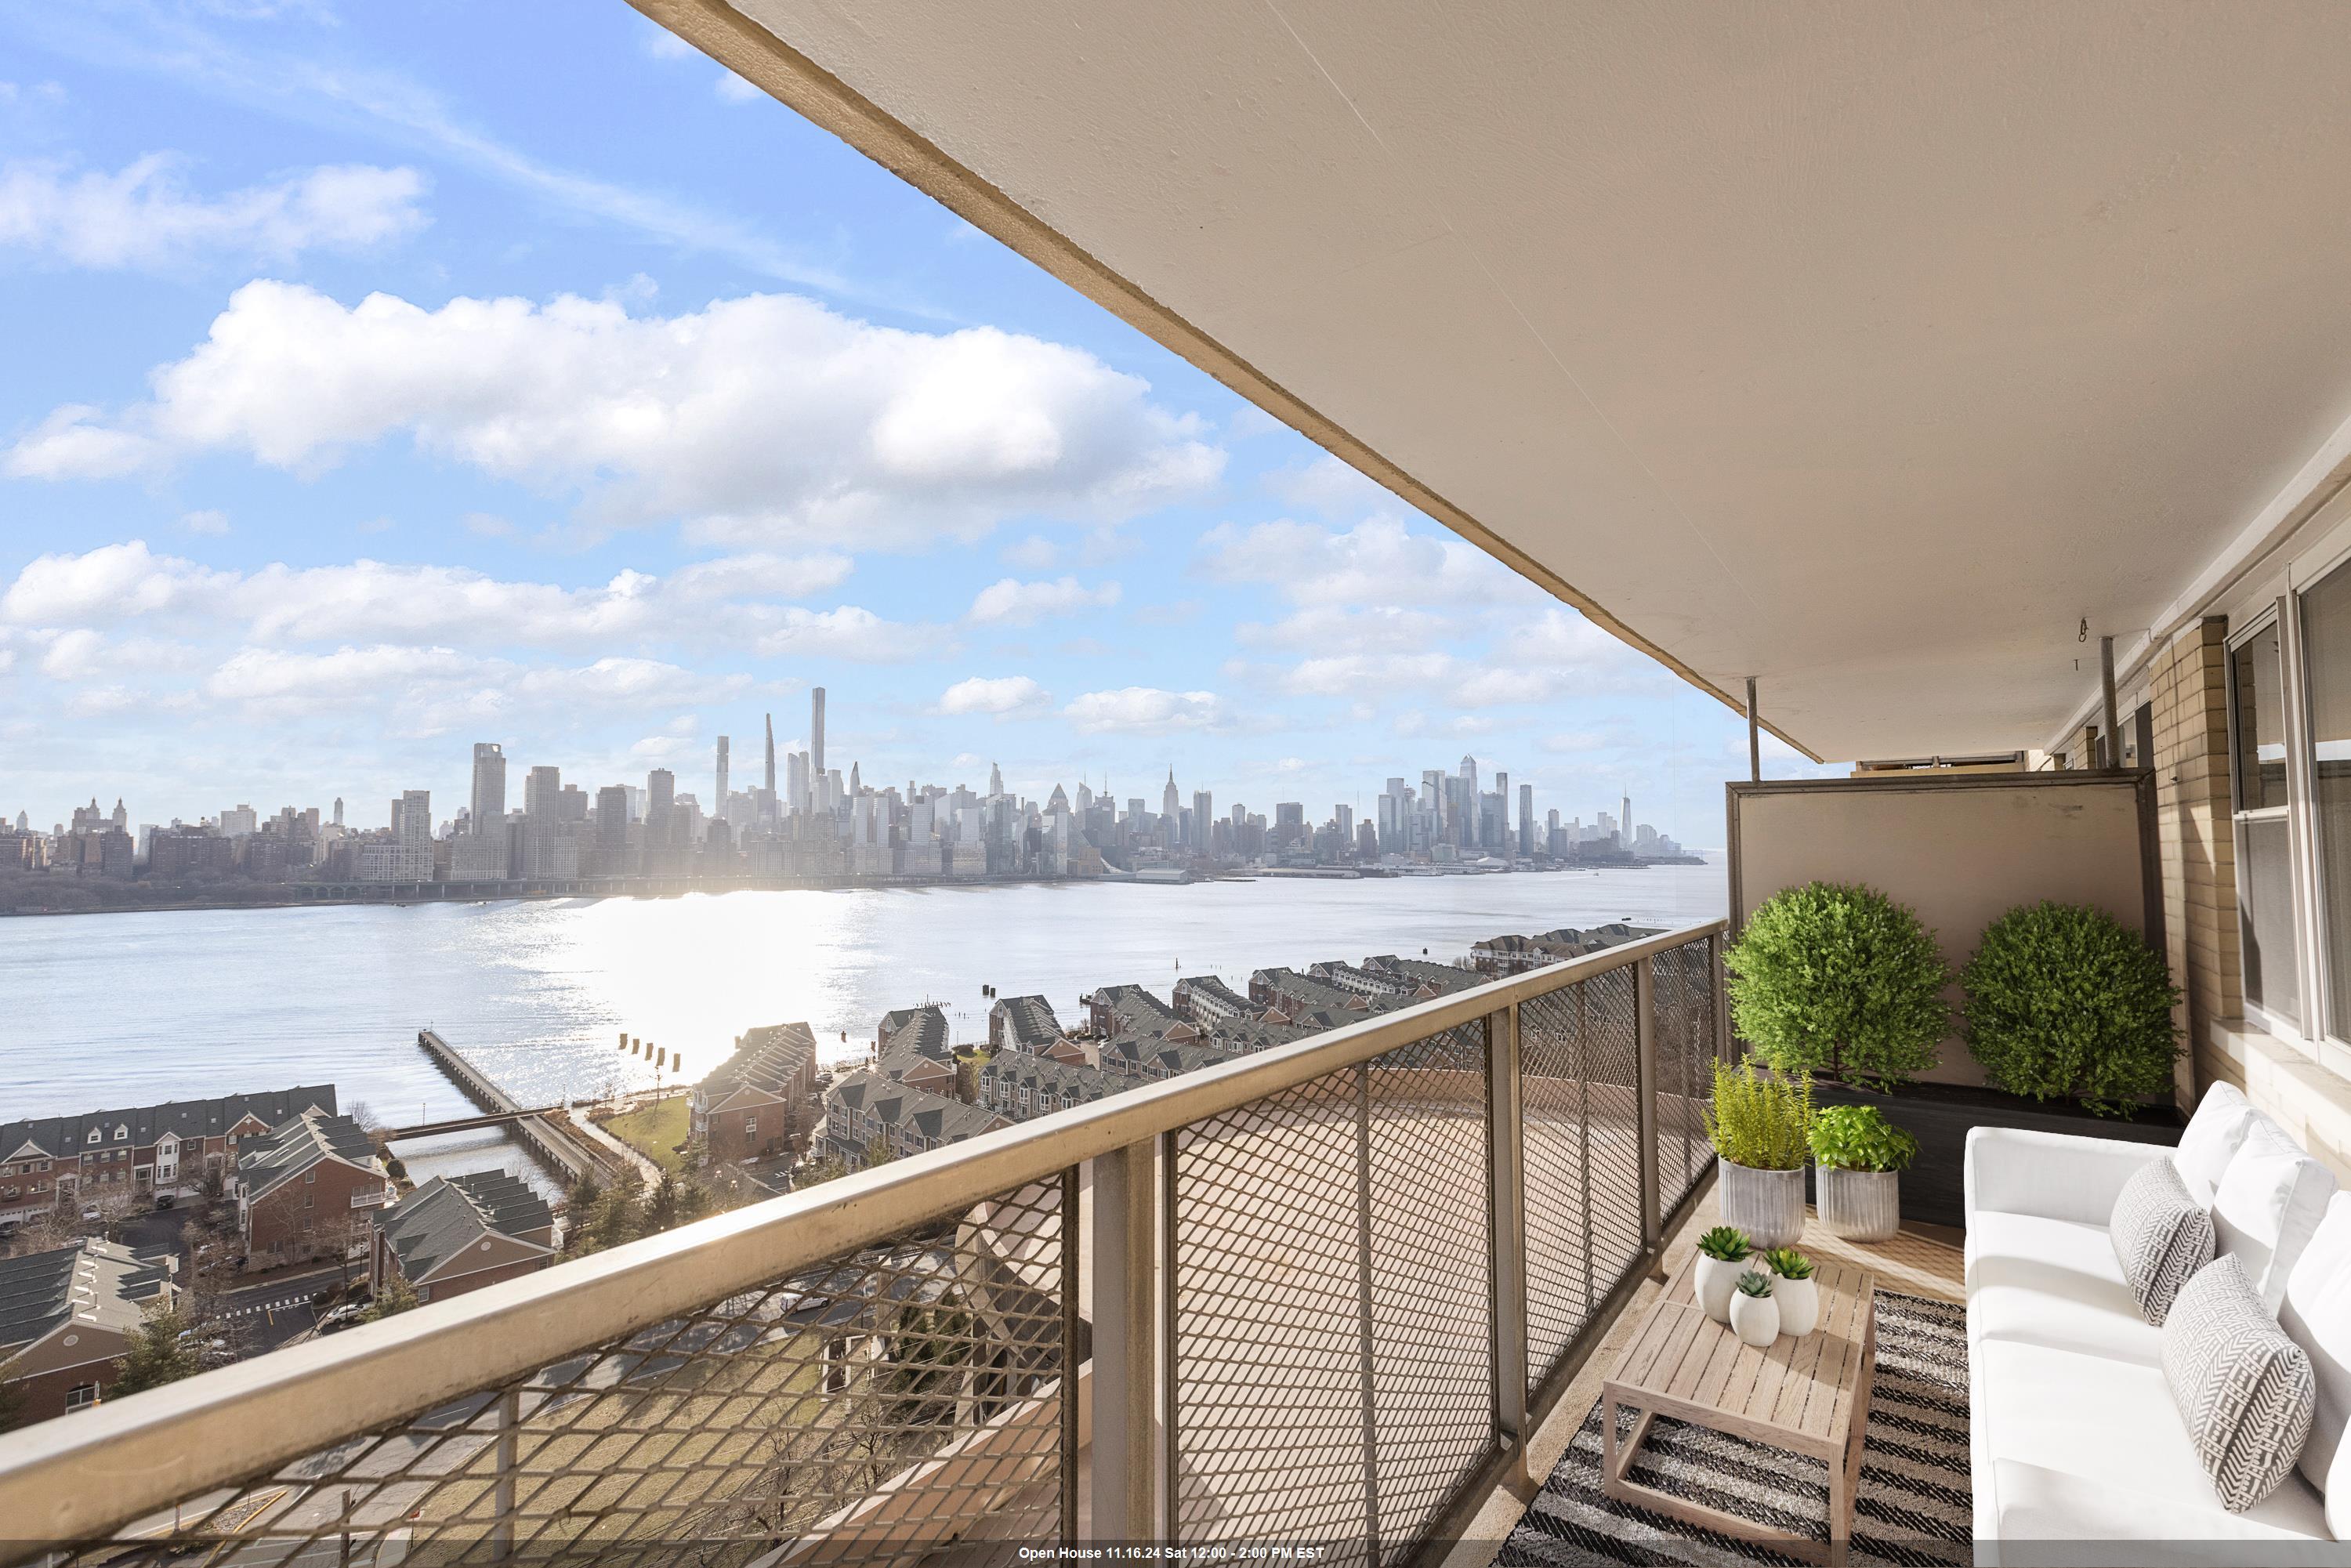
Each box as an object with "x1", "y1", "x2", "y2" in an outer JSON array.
[{"x1": 219, "y1": 1264, "x2": 349, "y2": 1353}]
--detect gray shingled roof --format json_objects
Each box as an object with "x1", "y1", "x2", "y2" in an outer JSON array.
[
  {"x1": 376, "y1": 1170, "x2": 553, "y2": 1283},
  {"x1": 980, "y1": 1052, "x2": 1112, "y2": 1115},
  {"x1": 992, "y1": 994, "x2": 1063, "y2": 1048},
  {"x1": 701, "y1": 1023, "x2": 817, "y2": 1102},
  {"x1": 235, "y1": 1110, "x2": 379, "y2": 1201},
  {"x1": 827, "y1": 1069, "x2": 1008, "y2": 1145},
  {"x1": 1090, "y1": 984, "x2": 1181, "y2": 1031},
  {"x1": 0, "y1": 1238, "x2": 172, "y2": 1353},
  {"x1": 0, "y1": 1085, "x2": 339, "y2": 1162},
  {"x1": 877, "y1": 1005, "x2": 949, "y2": 1059},
  {"x1": 1174, "y1": 975, "x2": 1252, "y2": 1016}
]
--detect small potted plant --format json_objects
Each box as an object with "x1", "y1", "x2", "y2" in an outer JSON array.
[
  {"x1": 1730, "y1": 1270, "x2": 1779, "y2": 1348},
  {"x1": 1704, "y1": 1059, "x2": 1813, "y2": 1248},
  {"x1": 1694, "y1": 1225, "x2": 1751, "y2": 1324},
  {"x1": 1762, "y1": 1247, "x2": 1819, "y2": 1336},
  {"x1": 1809, "y1": 1104, "x2": 1917, "y2": 1241}
]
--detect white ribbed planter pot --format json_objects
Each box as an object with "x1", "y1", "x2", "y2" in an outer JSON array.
[
  {"x1": 1716, "y1": 1157, "x2": 1807, "y2": 1248},
  {"x1": 1817, "y1": 1166, "x2": 1901, "y2": 1240}
]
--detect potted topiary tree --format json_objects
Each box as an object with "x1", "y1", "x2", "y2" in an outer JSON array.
[
  {"x1": 1809, "y1": 1104, "x2": 1917, "y2": 1241},
  {"x1": 1962, "y1": 901, "x2": 2183, "y2": 1116},
  {"x1": 1726, "y1": 881, "x2": 1951, "y2": 1088},
  {"x1": 1703, "y1": 1059, "x2": 1813, "y2": 1248}
]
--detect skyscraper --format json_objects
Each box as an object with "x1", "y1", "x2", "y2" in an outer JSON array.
[
  {"x1": 811, "y1": 687, "x2": 826, "y2": 777},
  {"x1": 715, "y1": 736, "x2": 730, "y2": 821},
  {"x1": 470, "y1": 744, "x2": 506, "y2": 839},
  {"x1": 1494, "y1": 770, "x2": 1509, "y2": 853},
  {"x1": 763, "y1": 714, "x2": 777, "y2": 795},
  {"x1": 1162, "y1": 768, "x2": 1180, "y2": 829},
  {"x1": 1621, "y1": 792, "x2": 1632, "y2": 849},
  {"x1": 331, "y1": 797, "x2": 343, "y2": 828},
  {"x1": 1519, "y1": 782, "x2": 1534, "y2": 856},
  {"x1": 647, "y1": 768, "x2": 676, "y2": 846}
]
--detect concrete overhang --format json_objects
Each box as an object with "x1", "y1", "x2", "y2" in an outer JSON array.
[{"x1": 636, "y1": 0, "x2": 2351, "y2": 762}]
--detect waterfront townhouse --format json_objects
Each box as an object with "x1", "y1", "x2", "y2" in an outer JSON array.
[
  {"x1": 1360, "y1": 955, "x2": 1483, "y2": 998},
  {"x1": 976, "y1": 1054, "x2": 1114, "y2": 1122},
  {"x1": 822, "y1": 1070, "x2": 1007, "y2": 1167},
  {"x1": 986, "y1": 994, "x2": 1065, "y2": 1053},
  {"x1": 0, "y1": 1085, "x2": 339, "y2": 1226},
  {"x1": 874, "y1": 1018, "x2": 959, "y2": 1098},
  {"x1": 0, "y1": 1240, "x2": 174, "y2": 1421},
  {"x1": 1097, "y1": 1035, "x2": 1241, "y2": 1083},
  {"x1": 689, "y1": 1023, "x2": 819, "y2": 1167},
  {"x1": 1082, "y1": 983, "x2": 1182, "y2": 1039},
  {"x1": 1170, "y1": 974, "x2": 1252, "y2": 1024},
  {"x1": 232, "y1": 1111, "x2": 390, "y2": 1270},
  {"x1": 874, "y1": 1004, "x2": 950, "y2": 1059},
  {"x1": 1471, "y1": 924, "x2": 1664, "y2": 977},
  {"x1": 371, "y1": 1171, "x2": 556, "y2": 1305}
]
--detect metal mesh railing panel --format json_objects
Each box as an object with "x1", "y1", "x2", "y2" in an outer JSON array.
[
  {"x1": 1518, "y1": 965, "x2": 1645, "y2": 1394},
  {"x1": 1168, "y1": 1025, "x2": 1496, "y2": 1565},
  {"x1": 1652, "y1": 936, "x2": 1720, "y2": 1212},
  {"x1": 37, "y1": 1175, "x2": 1077, "y2": 1568}
]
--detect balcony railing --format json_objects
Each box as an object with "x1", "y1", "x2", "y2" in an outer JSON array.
[{"x1": 0, "y1": 919, "x2": 1728, "y2": 1568}]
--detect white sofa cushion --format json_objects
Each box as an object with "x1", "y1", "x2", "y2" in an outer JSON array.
[
  {"x1": 2212, "y1": 1116, "x2": 2338, "y2": 1313},
  {"x1": 2278, "y1": 1192, "x2": 2351, "y2": 1518},
  {"x1": 2175, "y1": 1081, "x2": 2260, "y2": 1208},
  {"x1": 1972, "y1": 1337, "x2": 2329, "y2": 1544},
  {"x1": 1967, "y1": 1208, "x2": 2162, "y2": 1365},
  {"x1": 2112, "y1": 1156, "x2": 2218, "y2": 1324}
]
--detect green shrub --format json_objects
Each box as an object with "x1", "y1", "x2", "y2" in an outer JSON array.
[
  {"x1": 1762, "y1": 1247, "x2": 1814, "y2": 1280},
  {"x1": 1697, "y1": 1225, "x2": 1751, "y2": 1262},
  {"x1": 1961, "y1": 900, "x2": 2181, "y2": 1115},
  {"x1": 1808, "y1": 1104, "x2": 1918, "y2": 1172},
  {"x1": 1734, "y1": 1270, "x2": 1775, "y2": 1298},
  {"x1": 1727, "y1": 882, "x2": 1951, "y2": 1088},
  {"x1": 1703, "y1": 1059, "x2": 1813, "y2": 1171}
]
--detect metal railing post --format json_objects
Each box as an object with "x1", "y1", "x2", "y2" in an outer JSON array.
[
  {"x1": 1634, "y1": 956, "x2": 1661, "y2": 1266},
  {"x1": 491, "y1": 1385, "x2": 520, "y2": 1562},
  {"x1": 1487, "y1": 1002, "x2": 1530, "y2": 1465},
  {"x1": 1089, "y1": 1140, "x2": 1158, "y2": 1542}
]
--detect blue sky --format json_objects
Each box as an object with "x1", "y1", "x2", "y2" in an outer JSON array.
[{"x1": 0, "y1": 1, "x2": 1815, "y2": 845}]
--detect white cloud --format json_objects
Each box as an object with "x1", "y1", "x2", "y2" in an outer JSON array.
[
  {"x1": 1262, "y1": 453, "x2": 1389, "y2": 515},
  {"x1": 1001, "y1": 534, "x2": 1060, "y2": 570},
  {"x1": 205, "y1": 645, "x2": 740, "y2": 722},
  {"x1": 0, "y1": 156, "x2": 426, "y2": 269},
  {"x1": 968, "y1": 576, "x2": 1121, "y2": 626},
  {"x1": 179, "y1": 508, "x2": 230, "y2": 535},
  {"x1": 715, "y1": 70, "x2": 763, "y2": 103},
  {"x1": 1063, "y1": 686, "x2": 1225, "y2": 735},
  {"x1": 9, "y1": 283, "x2": 1225, "y2": 549},
  {"x1": 1197, "y1": 516, "x2": 1528, "y2": 607},
  {"x1": 752, "y1": 606, "x2": 944, "y2": 663},
  {"x1": 1236, "y1": 603, "x2": 1454, "y2": 654},
  {"x1": 0, "y1": 540, "x2": 856, "y2": 652},
  {"x1": 937, "y1": 675, "x2": 1051, "y2": 716},
  {"x1": 37, "y1": 627, "x2": 105, "y2": 679}
]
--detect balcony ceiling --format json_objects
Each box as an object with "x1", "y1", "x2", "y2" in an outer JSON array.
[{"x1": 652, "y1": 0, "x2": 2351, "y2": 760}]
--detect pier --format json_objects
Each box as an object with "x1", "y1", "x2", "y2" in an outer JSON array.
[{"x1": 414, "y1": 1029, "x2": 609, "y2": 1186}]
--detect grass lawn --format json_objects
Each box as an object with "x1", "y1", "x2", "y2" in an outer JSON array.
[{"x1": 602, "y1": 1095, "x2": 690, "y2": 1173}]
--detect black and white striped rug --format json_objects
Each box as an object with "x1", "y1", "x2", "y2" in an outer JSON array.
[{"x1": 1502, "y1": 1291, "x2": 1972, "y2": 1567}]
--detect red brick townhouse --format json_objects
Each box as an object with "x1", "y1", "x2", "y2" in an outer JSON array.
[
  {"x1": 371, "y1": 1170, "x2": 556, "y2": 1304},
  {"x1": 690, "y1": 1023, "x2": 819, "y2": 1167},
  {"x1": 0, "y1": 1239, "x2": 174, "y2": 1421},
  {"x1": 233, "y1": 1111, "x2": 390, "y2": 1270},
  {"x1": 0, "y1": 1085, "x2": 339, "y2": 1226}
]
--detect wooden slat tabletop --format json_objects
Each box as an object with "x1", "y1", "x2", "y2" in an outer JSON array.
[{"x1": 1604, "y1": 1253, "x2": 1876, "y2": 1456}]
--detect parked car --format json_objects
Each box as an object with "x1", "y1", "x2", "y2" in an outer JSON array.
[{"x1": 315, "y1": 1302, "x2": 370, "y2": 1334}]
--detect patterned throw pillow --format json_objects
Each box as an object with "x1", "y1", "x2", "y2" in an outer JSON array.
[
  {"x1": 2163, "y1": 1255, "x2": 2318, "y2": 1512},
  {"x1": 2110, "y1": 1156, "x2": 2217, "y2": 1324}
]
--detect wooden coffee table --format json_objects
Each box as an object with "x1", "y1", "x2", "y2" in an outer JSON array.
[{"x1": 1599, "y1": 1254, "x2": 1878, "y2": 1565}]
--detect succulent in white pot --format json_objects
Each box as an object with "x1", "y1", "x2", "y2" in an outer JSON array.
[
  {"x1": 1729, "y1": 1270, "x2": 1780, "y2": 1349},
  {"x1": 1704, "y1": 1060, "x2": 1814, "y2": 1249},
  {"x1": 1693, "y1": 1226, "x2": 1751, "y2": 1325},
  {"x1": 1762, "y1": 1247, "x2": 1820, "y2": 1337}
]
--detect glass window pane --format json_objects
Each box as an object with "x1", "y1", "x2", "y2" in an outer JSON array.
[
  {"x1": 2302, "y1": 564, "x2": 2351, "y2": 1038},
  {"x1": 2235, "y1": 623, "x2": 2291, "y2": 809},
  {"x1": 2241, "y1": 815, "x2": 2300, "y2": 1027}
]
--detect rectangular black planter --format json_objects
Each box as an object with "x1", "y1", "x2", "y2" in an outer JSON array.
[{"x1": 1810, "y1": 1080, "x2": 2183, "y2": 1232}]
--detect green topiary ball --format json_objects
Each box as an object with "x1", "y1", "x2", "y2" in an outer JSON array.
[
  {"x1": 1726, "y1": 882, "x2": 1950, "y2": 1088},
  {"x1": 1961, "y1": 900, "x2": 2180, "y2": 1116}
]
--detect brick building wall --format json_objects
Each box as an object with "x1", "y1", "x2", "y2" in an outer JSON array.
[
  {"x1": 2147, "y1": 617, "x2": 2243, "y2": 1110},
  {"x1": 246, "y1": 1161, "x2": 383, "y2": 1268}
]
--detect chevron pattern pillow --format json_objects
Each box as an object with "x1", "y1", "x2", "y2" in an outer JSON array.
[
  {"x1": 2111, "y1": 1155, "x2": 2216, "y2": 1324},
  {"x1": 2163, "y1": 1255, "x2": 2318, "y2": 1512}
]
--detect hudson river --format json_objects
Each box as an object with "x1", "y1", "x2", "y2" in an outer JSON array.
[{"x1": 5, "y1": 864, "x2": 1724, "y2": 1182}]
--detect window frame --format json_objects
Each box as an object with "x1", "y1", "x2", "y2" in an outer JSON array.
[{"x1": 2228, "y1": 603, "x2": 2312, "y2": 1040}]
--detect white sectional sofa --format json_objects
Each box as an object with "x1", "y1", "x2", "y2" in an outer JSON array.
[{"x1": 1965, "y1": 1087, "x2": 2351, "y2": 1565}]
